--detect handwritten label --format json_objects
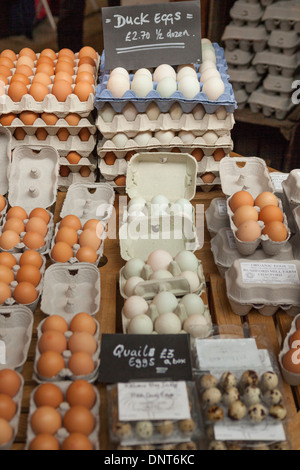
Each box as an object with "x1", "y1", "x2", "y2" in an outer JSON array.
[
  {"x1": 102, "y1": 1, "x2": 202, "y2": 70},
  {"x1": 240, "y1": 262, "x2": 300, "y2": 285},
  {"x1": 0, "y1": 340, "x2": 5, "y2": 364},
  {"x1": 117, "y1": 381, "x2": 191, "y2": 421},
  {"x1": 214, "y1": 420, "x2": 286, "y2": 442}
]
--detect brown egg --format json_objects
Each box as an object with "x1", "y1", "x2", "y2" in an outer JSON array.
[
  {"x1": 0, "y1": 369, "x2": 21, "y2": 397},
  {"x1": 63, "y1": 405, "x2": 95, "y2": 435},
  {"x1": 36, "y1": 55, "x2": 55, "y2": 67},
  {"x1": 83, "y1": 219, "x2": 101, "y2": 232},
  {"x1": 75, "y1": 72, "x2": 94, "y2": 85},
  {"x1": 29, "y1": 208, "x2": 50, "y2": 225},
  {"x1": 25, "y1": 216, "x2": 48, "y2": 237},
  {"x1": 78, "y1": 57, "x2": 96, "y2": 68},
  {"x1": 0, "y1": 195, "x2": 6, "y2": 212},
  {"x1": 57, "y1": 128, "x2": 70, "y2": 141},
  {"x1": 66, "y1": 151, "x2": 81, "y2": 164},
  {"x1": 77, "y1": 63, "x2": 95, "y2": 76},
  {"x1": 262, "y1": 221, "x2": 288, "y2": 242},
  {"x1": 60, "y1": 165, "x2": 70, "y2": 177},
  {"x1": 15, "y1": 64, "x2": 33, "y2": 78},
  {"x1": 281, "y1": 348, "x2": 300, "y2": 374},
  {"x1": 74, "y1": 82, "x2": 93, "y2": 102},
  {"x1": 191, "y1": 148, "x2": 204, "y2": 162},
  {"x1": 14, "y1": 281, "x2": 38, "y2": 304},
  {"x1": 62, "y1": 433, "x2": 93, "y2": 450},
  {"x1": 29, "y1": 434, "x2": 60, "y2": 451},
  {"x1": 16, "y1": 55, "x2": 34, "y2": 69},
  {"x1": 213, "y1": 148, "x2": 225, "y2": 161},
  {"x1": 0, "y1": 418, "x2": 13, "y2": 446},
  {"x1": 78, "y1": 128, "x2": 90, "y2": 142},
  {"x1": 16, "y1": 264, "x2": 41, "y2": 287},
  {"x1": 51, "y1": 241, "x2": 74, "y2": 263},
  {"x1": 0, "y1": 252, "x2": 16, "y2": 269},
  {"x1": 236, "y1": 220, "x2": 262, "y2": 242},
  {"x1": 233, "y1": 205, "x2": 259, "y2": 228},
  {"x1": 41, "y1": 112, "x2": 58, "y2": 125},
  {"x1": 38, "y1": 329, "x2": 68, "y2": 354},
  {"x1": 19, "y1": 47, "x2": 36, "y2": 61},
  {"x1": 0, "y1": 74, "x2": 8, "y2": 85},
  {"x1": 80, "y1": 166, "x2": 91, "y2": 177},
  {"x1": 29, "y1": 82, "x2": 49, "y2": 101},
  {"x1": 52, "y1": 80, "x2": 73, "y2": 101},
  {"x1": 229, "y1": 190, "x2": 254, "y2": 213},
  {"x1": 30, "y1": 406, "x2": 62, "y2": 435},
  {"x1": 0, "y1": 282, "x2": 12, "y2": 305},
  {"x1": 75, "y1": 246, "x2": 98, "y2": 264},
  {"x1": 55, "y1": 61, "x2": 74, "y2": 76},
  {"x1": 34, "y1": 383, "x2": 64, "y2": 408},
  {"x1": 32, "y1": 72, "x2": 52, "y2": 87},
  {"x1": 68, "y1": 331, "x2": 97, "y2": 355},
  {"x1": 40, "y1": 48, "x2": 57, "y2": 61},
  {"x1": 0, "y1": 265, "x2": 14, "y2": 285},
  {"x1": 8, "y1": 81, "x2": 28, "y2": 102},
  {"x1": 79, "y1": 46, "x2": 97, "y2": 61},
  {"x1": 289, "y1": 330, "x2": 300, "y2": 349},
  {"x1": 41, "y1": 315, "x2": 69, "y2": 334},
  {"x1": 53, "y1": 71, "x2": 73, "y2": 85},
  {"x1": 65, "y1": 113, "x2": 81, "y2": 126},
  {"x1": 37, "y1": 350, "x2": 65, "y2": 378},
  {"x1": 57, "y1": 55, "x2": 75, "y2": 66},
  {"x1": 14, "y1": 128, "x2": 26, "y2": 141},
  {"x1": 79, "y1": 229, "x2": 101, "y2": 251},
  {"x1": 23, "y1": 231, "x2": 45, "y2": 250},
  {"x1": 201, "y1": 172, "x2": 216, "y2": 183},
  {"x1": 0, "y1": 65, "x2": 12, "y2": 78},
  {"x1": 259, "y1": 205, "x2": 283, "y2": 225},
  {"x1": 7, "y1": 206, "x2": 28, "y2": 221},
  {"x1": 10, "y1": 73, "x2": 30, "y2": 86},
  {"x1": 56, "y1": 226, "x2": 78, "y2": 246},
  {"x1": 1, "y1": 49, "x2": 17, "y2": 62},
  {"x1": 0, "y1": 56, "x2": 14, "y2": 70},
  {"x1": 68, "y1": 351, "x2": 95, "y2": 377},
  {"x1": 0, "y1": 113, "x2": 18, "y2": 126},
  {"x1": 58, "y1": 48, "x2": 76, "y2": 60},
  {"x1": 19, "y1": 250, "x2": 43, "y2": 269},
  {"x1": 3, "y1": 217, "x2": 25, "y2": 234},
  {"x1": 0, "y1": 230, "x2": 21, "y2": 250},
  {"x1": 114, "y1": 175, "x2": 126, "y2": 186},
  {"x1": 66, "y1": 380, "x2": 96, "y2": 409},
  {"x1": 35, "y1": 128, "x2": 48, "y2": 141},
  {"x1": 60, "y1": 215, "x2": 82, "y2": 231},
  {"x1": 125, "y1": 150, "x2": 136, "y2": 162},
  {"x1": 70, "y1": 312, "x2": 96, "y2": 335},
  {"x1": 0, "y1": 394, "x2": 17, "y2": 421},
  {"x1": 36, "y1": 63, "x2": 54, "y2": 76},
  {"x1": 19, "y1": 111, "x2": 39, "y2": 125}
]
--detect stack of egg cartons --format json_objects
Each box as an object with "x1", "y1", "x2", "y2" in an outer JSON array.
[
  {"x1": 94, "y1": 39, "x2": 237, "y2": 193},
  {"x1": 0, "y1": 46, "x2": 100, "y2": 189}
]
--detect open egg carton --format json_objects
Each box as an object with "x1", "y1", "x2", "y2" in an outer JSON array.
[
  {"x1": 279, "y1": 313, "x2": 300, "y2": 386},
  {"x1": 220, "y1": 156, "x2": 291, "y2": 256},
  {"x1": 262, "y1": 0, "x2": 300, "y2": 33},
  {"x1": 0, "y1": 368, "x2": 24, "y2": 450},
  {"x1": 281, "y1": 169, "x2": 300, "y2": 217},
  {"x1": 25, "y1": 381, "x2": 100, "y2": 450}
]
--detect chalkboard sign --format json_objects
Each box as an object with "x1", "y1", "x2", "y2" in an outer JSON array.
[
  {"x1": 102, "y1": 0, "x2": 202, "y2": 71},
  {"x1": 98, "y1": 333, "x2": 193, "y2": 383}
]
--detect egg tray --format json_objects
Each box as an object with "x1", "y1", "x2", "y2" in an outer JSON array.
[
  {"x1": 225, "y1": 258, "x2": 300, "y2": 316},
  {"x1": 224, "y1": 49, "x2": 254, "y2": 70},
  {"x1": 262, "y1": 0, "x2": 300, "y2": 33},
  {"x1": 210, "y1": 227, "x2": 297, "y2": 279},
  {"x1": 229, "y1": 0, "x2": 264, "y2": 27},
  {"x1": 58, "y1": 170, "x2": 97, "y2": 192},
  {"x1": 107, "y1": 382, "x2": 202, "y2": 447},
  {"x1": 278, "y1": 313, "x2": 300, "y2": 386},
  {"x1": 9, "y1": 50, "x2": 100, "y2": 71},
  {"x1": 2, "y1": 114, "x2": 96, "y2": 133},
  {"x1": 40, "y1": 263, "x2": 101, "y2": 319},
  {"x1": 95, "y1": 108, "x2": 235, "y2": 139},
  {"x1": 99, "y1": 157, "x2": 127, "y2": 181},
  {"x1": 248, "y1": 86, "x2": 296, "y2": 120},
  {"x1": 252, "y1": 50, "x2": 300, "y2": 77},
  {"x1": 234, "y1": 88, "x2": 250, "y2": 110},
  {"x1": 205, "y1": 198, "x2": 231, "y2": 238},
  {"x1": 268, "y1": 29, "x2": 299, "y2": 56},
  {"x1": 0, "y1": 127, "x2": 12, "y2": 198},
  {"x1": 25, "y1": 381, "x2": 100, "y2": 450},
  {"x1": 262, "y1": 74, "x2": 296, "y2": 98},
  {"x1": 0, "y1": 370, "x2": 24, "y2": 451},
  {"x1": 0, "y1": 306, "x2": 34, "y2": 371},
  {"x1": 221, "y1": 24, "x2": 268, "y2": 53},
  {"x1": 11, "y1": 133, "x2": 97, "y2": 156},
  {"x1": 196, "y1": 173, "x2": 221, "y2": 193},
  {"x1": 227, "y1": 67, "x2": 263, "y2": 94}
]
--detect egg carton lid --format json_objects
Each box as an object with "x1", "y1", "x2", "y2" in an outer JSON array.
[
  {"x1": 227, "y1": 67, "x2": 261, "y2": 85},
  {"x1": 125, "y1": 152, "x2": 197, "y2": 202},
  {"x1": 263, "y1": 75, "x2": 295, "y2": 94},
  {"x1": 252, "y1": 50, "x2": 300, "y2": 69},
  {"x1": 0, "y1": 127, "x2": 12, "y2": 196},
  {"x1": 282, "y1": 169, "x2": 300, "y2": 207},
  {"x1": 0, "y1": 306, "x2": 34, "y2": 372},
  {"x1": 292, "y1": 207, "x2": 300, "y2": 234},
  {"x1": 0, "y1": 369, "x2": 24, "y2": 450},
  {"x1": 248, "y1": 87, "x2": 296, "y2": 112},
  {"x1": 268, "y1": 29, "x2": 299, "y2": 49},
  {"x1": 262, "y1": 0, "x2": 300, "y2": 23},
  {"x1": 222, "y1": 24, "x2": 268, "y2": 42},
  {"x1": 225, "y1": 49, "x2": 254, "y2": 67},
  {"x1": 230, "y1": 0, "x2": 264, "y2": 22},
  {"x1": 278, "y1": 313, "x2": 300, "y2": 386}
]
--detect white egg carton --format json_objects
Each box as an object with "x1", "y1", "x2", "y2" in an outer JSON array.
[
  {"x1": 281, "y1": 169, "x2": 300, "y2": 213},
  {"x1": 205, "y1": 197, "x2": 231, "y2": 238},
  {"x1": 0, "y1": 369, "x2": 24, "y2": 451},
  {"x1": 40, "y1": 263, "x2": 101, "y2": 318},
  {"x1": 268, "y1": 29, "x2": 299, "y2": 55},
  {"x1": 58, "y1": 170, "x2": 97, "y2": 191},
  {"x1": 221, "y1": 24, "x2": 268, "y2": 53},
  {"x1": 25, "y1": 381, "x2": 100, "y2": 450},
  {"x1": 229, "y1": 0, "x2": 264, "y2": 26},
  {"x1": 262, "y1": 74, "x2": 295, "y2": 98},
  {"x1": 227, "y1": 67, "x2": 263, "y2": 93},
  {"x1": 248, "y1": 86, "x2": 295, "y2": 119},
  {"x1": 225, "y1": 258, "x2": 300, "y2": 316},
  {"x1": 0, "y1": 306, "x2": 34, "y2": 371},
  {"x1": 224, "y1": 49, "x2": 254, "y2": 70},
  {"x1": 0, "y1": 127, "x2": 12, "y2": 199},
  {"x1": 262, "y1": 0, "x2": 300, "y2": 33},
  {"x1": 278, "y1": 313, "x2": 300, "y2": 386},
  {"x1": 211, "y1": 227, "x2": 296, "y2": 278},
  {"x1": 252, "y1": 50, "x2": 300, "y2": 77}
]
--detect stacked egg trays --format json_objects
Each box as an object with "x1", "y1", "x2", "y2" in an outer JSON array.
[
  {"x1": 95, "y1": 41, "x2": 236, "y2": 193},
  {"x1": 0, "y1": 47, "x2": 100, "y2": 189},
  {"x1": 222, "y1": 0, "x2": 300, "y2": 119}
]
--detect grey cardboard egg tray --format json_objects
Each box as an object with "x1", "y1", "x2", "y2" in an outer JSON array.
[
  {"x1": 0, "y1": 127, "x2": 13, "y2": 199},
  {"x1": 58, "y1": 170, "x2": 97, "y2": 191},
  {"x1": 281, "y1": 169, "x2": 300, "y2": 213},
  {"x1": 25, "y1": 381, "x2": 100, "y2": 450},
  {"x1": 268, "y1": 29, "x2": 299, "y2": 55},
  {"x1": 32, "y1": 316, "x2": 100, "y2": 384},
  {"x1": 279, "y1": 313, "x2": 300, "y2": 386},
  {"x1": 262, "y1": 74, "x2": 296, "y2": 98},
  {"x1": 0, "y1": 369, "x2": 24, "y2": 451},
  {"x1": 221, "y1": 24, "x2": 268, "y2": 53},
  {"x1": 253, "y1": 50, "x2": 300, "y2": 77},
  {"x1": 229, "y1": 0, "x2": 264, "y2": 26},
  {"x1": 99, "y1": 157, "x2": 127, "y2": 181},
  {"x1": 227, "y1": 67, "x2": 263, "y2": 93},
  {"x1": 205, "y1": 197, "x2": 231, "y2": 238},
  {"x1": 0, "y1": 252, "x2": 46, "y2": 312},
  {"x1": 248, "y1": 86, "x2": 296, "y2": 119},
  {"x1": 262, "y1": 0, "x2": 300, "y2": 33},
  {"x1": 225, "y1": 48, "x2": 254, "y2": 70},
  {"x1": 225, "y1": 258, "x2": 300, "y2": 316}
]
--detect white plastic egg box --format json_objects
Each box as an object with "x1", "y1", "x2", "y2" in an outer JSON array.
[
  {"x1": 229, "y1": 0, "x2": 264, "y2": 27},
  {"x1": 279, "y1": 313, "x2": 300, "y2": 386},
  {"x1": 95, "y1": 110, "x2": 235, "y2": 140},
  {"x1": 225, "y1": 49, "x2": 254, "y2": 70},
  {"x1": 227, "y1": 67, "x2": 263, "y2": 93},
  {"x1": 221, "y1": 24, "x2": 268, "y2": 53},
  {"x1": 253, "y1": 50, "x2": 300, "y2": 77},
  {"x1": 262, "y1": 0, "x2": 300, "y2": 33},
  {"x1": 25, "y1": 381, "x2": 100, "y2": 450},
  {"x1": 248, "y1": 87, "x2": 295, "y2": 120},
  {"x1": 225, "y1": 258, "x2": 300, "y2": 316},
  {"x1": 220, "y1": 156, "x2": 292, "y2": 256}
]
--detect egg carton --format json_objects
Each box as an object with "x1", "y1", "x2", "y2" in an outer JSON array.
[
  {"x1": 0, "y1": 369, "x2": 24, "y2": 450},
  {"x1": 58, "y1": 170, "x2": 97, "y2": 191},
  {"x1": 227, "y1": 67, "x2": 263, "y2": 93},
  {"x1": 0, "y1": 306, "x2": 33, "y2": 371},
  {"x1": 229, "y1": 0, "x2": 264, "y2": 26},
  {"x1": 221, "y1": 24, "x2": 268, "y2": 53},
  {"x1": 25, "y1": 381, "x2": 100, "y2": 450},
  {"x1": 225, "y1": 258, "x2": 300, "y2": 316},
  {"x1": 253, "y1": 50, "x2": 300, "y2": 77},
  {"x1": 99, "y1": 157, "x2": 127, "y2": 181},
  {"x1": 224, "y1": 49, "x2": 254, "y2": 70},
  {"x1": 197, "y1": 175, "x2": 221, "y2": 193},
  {"x1": 116, "y1": 441, "x2": 199, "y2": 451},
  {"x1": 268, "y1": 29, "x2": 300, "y2": 55},
  {"x1": 205, "y1": 197, "x2": 231, "y2": 238},
  {"x1": 40, "y1": 263, "x2": 101, "y2": 318},
  {"x1": 210, "y1": 227, "x2": 296, "y2": 278},
  {"x1": 281, "y1": 169, "x2": 300, "y2": 212},
  {"x1": 278, "y1": 313, "x2": 300, "y2": 386},
  {"x1": 248, "y1": 86, "x2": 296, "y2": 119},
  {"x1": 292, "y1": 207, "x2": 300, "y2": 234},
  {"x1": 262, "y1": 74, "x2": 296, "y2": 98},
  {"x1": 262, "y1": 0, "x2": 300, "y2": 33},
  {"x1": 96, "y1": 109, "x2": 235, "y2": 140},
  {"x1": 0, "y1": 127, "x2": 12, "y2": 198}
]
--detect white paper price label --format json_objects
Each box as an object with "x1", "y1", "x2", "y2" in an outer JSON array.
[
  {"x1": 214, "y1": 421, "x2": 286, "y2": 442},
  {"x1": 241, "y1": 262, "x2": 300, "y2": 285}
]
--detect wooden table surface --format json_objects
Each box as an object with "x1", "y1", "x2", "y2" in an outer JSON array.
[{"x1": 10, "y1": 169, "x2": 300, "y2": 451}]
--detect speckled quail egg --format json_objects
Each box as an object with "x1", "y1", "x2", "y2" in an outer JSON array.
[
  {"x1": 202, "y1": 387, "x2": 222, "y2": 406},
  {"x1": 243, "y1": 385, "x2": 262, "y2": 407}
]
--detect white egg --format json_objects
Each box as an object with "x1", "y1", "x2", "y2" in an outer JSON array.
[
  {"x1": 152, "y1": 291, "x2": 178, "y2": 314},
  {"x1": 202, "y1": 43, "x2": 215, "y2": 53},
  {"x1": 147, "y1": 249, "x2": 173, "y2": 271},
  {"x1": 107, "y1": 73, "x2": 130, "y2": 98},
  {"x1": 131, "y1": 74, "x2": 153, "y2": 97},
  {"x1": 146, "y1": 102, "x2": 160, "y2": 121},
  {"x1": 199, "y1": 60, "x2": 217, "y2": 74},
  {"x1": 128, "y1": 197, "x2": 146, "y2": 214},
  {"x1": 124, "y1": 276, "x2": 144, "y2": 297},
  {"x1": 150, "y1": 270, "x2": 173, "y2": 280},
  {"x1": 215, "y1": 106, "x2": 227, "y2": 120},
  {"x1": 123, "y1": 258, "x2": 145, "y2": 279},
  {"x1": 177, "y1": 64, "x2": 196, "y2": 73},
  {"x1": 128, "y1": 314, "x2": 154, "y2": 334},
  {"x1": 122, "y1": 102, "x2": 138, "y2": 121},
  {"x1": 134, "y1": 68, "x2": 152, "y2": 80},
  {"x1": 169, "y1": 102, "x2": 183, "y2": 120},
  {"x1": 202, "y1": 77, "x2": 225, "y2": 101},
  {"x1": 183, "y1": 314, "x2": 210, "y2": 338},
  {"x1": 111, "y1": 132, "x2": 129, "y2": 148},
  {"x1": 172, "y1": 199, "x2": 193, "y2": 217},
  {"x1": 99, "y1": 103, "x2": 115, "y2": 123},
  {"x1": 179, "y1": 294, "x2": 205, "y2": 316},
  {"x1": 154, "y1": 129, "x2": 175, "y2": 144},
  {"x1": 201, "y1": 38, "x2": 212, "y2": 46},
  {"x1": 177, "y1": 76, "x2": 200, "y2": 99},
  {"x1": 202, "y1": 48, "x2": 217, "y2": 64},
  {"x1": 192, "y1": 103, "x2": 205, "y2": 120},
  {"x1": 110, "y1": 67, "x2": 130, "y2": 80},
  {"x1": 156, "y1": 76, "x2": 177, "y2": 98},
  {"x1": 153, "y1": 64, "x2": 176, "y2": 82},
  {"x1": 151, "y1": 194, "x2": 170, "y2": 207},
  {"x1": 155, "y1": 312, "x2": 182, "y2": 334},
  {"x1": 200, "y1": 67, "x2": 221, "y2": 83},
  {"x1": 178, "y1": 130, "x2": 195, "y2": 144},
  {"x1": 175, "y1": 250, "x2": 198, "y2": 272},
  {"x1": 123, "y1": 295, "x2": 149, "y2": 319},
  {"x1": 177, "y1": 66, "x2": 198, "y2": 82},
  {"x1": 202, "y1": 130, "x2": 218, "y2": 145},
  {"x1": 180, "y1": 271, "x2": 200, "y2": 292},
  {"x1": 134, "y1": 131, "x2": 152, "y2": 146}
]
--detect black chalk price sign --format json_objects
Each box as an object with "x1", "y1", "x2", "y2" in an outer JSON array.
[
  {"x1": 98, "y1": 334, "x2": 193, "y2": 383},
  {"x1": 102, "y1": 0, "x2": 202, "y2": 70}
]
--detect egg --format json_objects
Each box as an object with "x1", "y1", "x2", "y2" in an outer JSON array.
[
  {"x1": 0, "y1": 113, "x2": 18, "y2": 126},
  {"x1": 34, "y1": 383, "x2": 64, "y2": 408},
  {"x1": 57, "y1": 128, "x2": 70, "y2": 141},
  {"x1": 202, "y1": 48, "x2": 217, "y2": 63},
  {"x1": 180, "y1": 271, "x2": 200, "y2": 292},
  {"x1": 155, "y1": 312, "x2": 182, "y2": 334},
  {"x1": 68, "y1": 351, "x2": 95, "y2": 376},
  {"x1": 19, "y1": 250, "x2": 43, "y2": 269},
  {"x1": 19, "y1": 111, "x2": 39, "y2": 125},
  {"x1": 213, "y1": 148, "x2": 225, "y2": 161},
  {"x1": 70, "y1": 312, "x2": 97, "y2": 335},
  {"x1": 153, "y1": 291, "x2": 178, "y2": 314},
  {"x1": 0, "y1": 394, "x2": 16, "y2": 422},
  {"x1": 40, "y1": 48, "x2": 57, "y2": 61},
  {"x1": 83, "y1": 219, "x2": 102, "y2": 232},
  {"x1": 178, "y1": 130, "x2": 195, "y2": 144},
  {"x1": 25, "y1": 217, "x2": 48, "y2": 237},
  {"x1": 37, "y1": 350, "x2": 65, "y2": 378},
  {"x1": 123, "y1": 296, "x2": 149, "y2": 319},
  {"x1": 183, "y1": 314, "x2": 209, "y2": 338},
  {"x1": 14, "y1": 281, "x2": 38, "y2": 304},
  {"x1": 29, "y1": 82, "x2": 49, "y2": 101},
  {"x1": 146, "y1": 102, "x2": 160, "y2": 120},
  {"x1": 201, "y1": 172, "x2": 216, "y2": 184},
  {"x1": 60, "y1": 165, "x2": 70, "y2": 177},
  {"x1": 79, "y1": 128, "x2": 90, "y2": 141},
  {"x1": 111, "y1": 132, "x2": 128, "y2": 148},
  {"x1": 42, "y1": 315, "x2": 69, "y2": 334},
  {"x1": 16, "y1": 264, "x2": 41, "y2": 287},
  {"x1": 0, "y1": 74, "x2": 8, "y2": 86},
  {"x1": 147, "y1": 249, "x2": 173, "y2": 271},
  {"x1": 192, "y1": 148, "x2": 204, "y2": 162},
  {"x1": 16, "y1": 55, "x2": 34, "y2": 69},
  {"x1": 68, "y1": 331, "x2": 97, "y2": 355},
  {"x1": 169, "y1": 102, "x2": 183, "y2": 120},
  {"x1": 0, "y1": 265, "x2": 14, "y2": 285},
  {"x1": 262, "y1": 221, "x2": 288, "y2": 242},
  {"x1": 199, "y1": 60, "x2": 217, "y2": 74},
  {"x1": 78, "y1": 46, "x2": 97, "y2": 61},
  {"x1": 29, "y1": 208, "x2": 50, "y2": 225},
  {"x1": 60, "y1": 215, "x2": 82, "y2": 231},
  {"x1": 36, "y1": 55, "x2": 55, "y2": 67},
  {"x1": 202, "y1": 130, "x2": 218, "y2": 145},
  {"x1": 6, "y1": 207, "x2": 27, "y2": 221},
  {"x1": 0, "y1": 282, "x2": 12, "y2": 304},
  {"x1": 62, "y1": 433, "x2": 93, "y2": 450},
  {"x1": 192, "y1": 103, "x2": 205, "y2": 120},
  {"x1": 150, "y1": 270, "x2": 173, "y2": 280},
  {"x1": 35, "y1": 128, "x2": 47, "y2": 141},
  {"x1": 78, "y1": 63, "x2": 95, "y2": 76},
  {"x1": 8, "y1": 81, "x2": 28, "y2": 102},
  {"x1": 233, "y1": 205, "x2": 259, "y2": 228},
  {"x1": 23, "y1": 231, "x2": 45, "y2": 250},
  {"x1": 0, "y1": 230, "x2": 21, "y2": 250},
  {"x1": 76, "y1": 246, "x2": 98, "y2": 264},
  {"x1": 174, "y1": 251, "x2": 199, "y2": 272},
  {"x1": 0, "y1": 252, "x2": 16, "y2": 269},
  {"x1": 202, "y1": 76, "x2": 225, "y2": 101},
  {"x1": 153, "y1": 64, "x2": 176, "y2": 82},
  {"x1": 74, "y1": 82, "x2": 94, "y2": 101},
  {"x1": 29, "y1": 434, "x2": 60, "y2": 451},
  {"x1": 78, "y1": 228, "x2": 101, "y2": 251},
  {"x1": 179, "y1": 294, "x2": 205, "y2": 316},
  {"x1": 31, "y1": 405, "x2": 62, "y2": 435},
  {"x1": 63, "y1": 405, "x2": 95, "y2": 435},
  {"x1": 52, "y1": 80, "x2": 72, "y2": 101},
  {"x1": 229, "y1": 191, "x2": 254, "y2": 212},
  {"x1": 51, "y1": 241, "x2": 74, "y2": 262},
  {"x1": 32, "y1": 73, "x2": 52, "y2": 88},
  {"x1": 0, "y1": 65, "x2": 11, "y2": 79},
  {"x1": 66, "y1": 151, "x2": 81, "y2": 164},
  {"x1": 236, "y1": 220, "x2": 262, "y2": 242},
  {"x1": 177, "y1": 66, "x2": 197, "y2": 81},
  {"x1": 80, "y1": 166, "x2": 91, "y2": 178},
  {"x1": 37, "y1": 63, "x2": 56, "y2": 77},
  {"x1": 134, "y1": 68, "x2": 152, "y2": 80},
  {"x1": 0, "y1": 369, "x2": 21, "y2": 397},
  {"x1": 59, "y1": 48, "x2": 76, "y2": 60},
  {"x1": 64, "y1": 113, "x2": 81, "y2": 127},
  {"x1": 56, "y1": 226, "x2": 78, "y2": 247},
  {"x1": 1, "y1": 49, "x2": 17, "y2": 62},
  {"x1": 3, "y1": 217, "x2": 25, "y2": 235},
  {"x1": 177, "y1": 76, "x2": 200, "y2": 99},
  {"x1": 114, "y1": 175, "x2": 126, "y2": 186},
  {"x1": 14, "y1": 128, "x2": 26, "y2": 140},
  {"x1": 123, "y1": 258, "x2": 145, "y2": 279},
  {"x1": 281, "y1": 348, "x2": 300, "y2": 374},
  {"x1": 66, "y1": 380, "x2": 96, "y2": 409},
  {"x1": 55, "y1": 60, "x2": 74, "y2": 75},
  {"x1": 259, "y1": 205, "x2": 283, "y2": 225},
  {"x1": 131, "y1": 75, "x2": 153, "y2": 97},
  {"x1": 38, "y1": 329, "x2": 67, "y2": 354},
  {"x1": 127, "y1": 314, "x2": 154, "y2": 334},
  {"x1": 151, "y1": 195, "x2": 169, "y2": 212},
  {"x1": 0, "y1": 418, "x2": 13, "y2": 446},
  {"x1": 107, "y1": 74, "x2": 129, "y2": 98},
  {"x1": 15, "y1": 64, "x2": 33, "y2": 77},
  {"x1": 156, "y1": 76, "x2": 177, "y2": 98}
]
